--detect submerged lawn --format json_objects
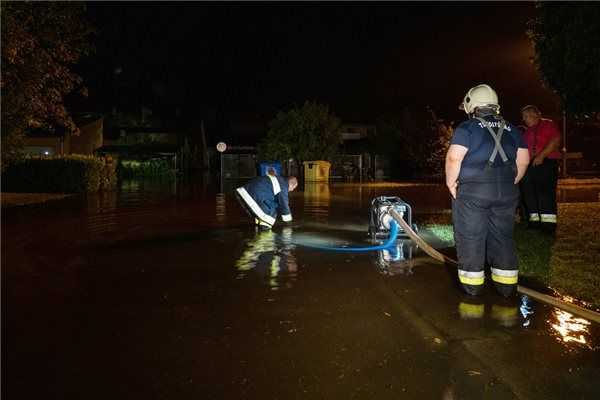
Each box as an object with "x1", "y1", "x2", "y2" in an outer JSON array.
[
  {"x1": 1, "y1": 192, "x2": 72, "y2": 207},
  {"x1": 422, "y1": 202, "x2": 600, "y2": 310}
]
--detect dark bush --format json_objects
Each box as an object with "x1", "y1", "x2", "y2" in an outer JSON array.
[
  {"x1": 1, "y1": 155, "x2": 117, "y2": 193},
  {"x1": 117, "y1": 158, "x2": 173, "y2": 178}
]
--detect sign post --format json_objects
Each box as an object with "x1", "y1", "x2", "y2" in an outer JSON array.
[{"x1": 216, "y1": 142, "x2": 227, "y2": 193}]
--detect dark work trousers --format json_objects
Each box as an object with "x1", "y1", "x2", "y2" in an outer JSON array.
[
  {"x1": 520, "y1": 159, "x2": 558, "y2": 225},
  {"x1": 452, "y1": 182, "x2": 520, "y2": 297}
]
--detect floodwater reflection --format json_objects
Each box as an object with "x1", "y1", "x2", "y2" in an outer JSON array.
[
  {"x1": 458, "y1": 295, "x2": 529, "y2": 327},
  {"x1": 235, "y1": 227, "x2": 298, "y2": 290},
  {"x1": 549, "y1": 309, "x2": 597, "y2": 350},
  {"x1": 376, "y1": 241, "x2": 415, "y2": 276},
  {"x1": 303, "y1": 183, "x2": 330, "y2": 220},
  {"x1": 215, "y1": 193, "x2": 227, "y2": 224}
]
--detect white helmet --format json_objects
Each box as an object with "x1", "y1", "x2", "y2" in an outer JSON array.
[{"x1": 459, "y1": 84, "x2": 500, "y2": 114}]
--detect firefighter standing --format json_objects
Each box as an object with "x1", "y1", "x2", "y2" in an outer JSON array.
[
  {"x1": 446, "y1": 84, "x2": 530, "y2": 297},
  {"x1": 519, "y1": 105, "x2": 561, "y2": 232}
]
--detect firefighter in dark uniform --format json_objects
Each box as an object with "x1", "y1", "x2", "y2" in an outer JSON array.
[
  {"x1": 235, "y1": 174, "x2": 298, "y2": 230},
  {"x1": 446, "y1": 84, "x2": 530, "y2": 297}
]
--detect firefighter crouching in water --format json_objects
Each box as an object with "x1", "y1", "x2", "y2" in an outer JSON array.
[
  {"x1": 235, "y1": 174, "x2": 298, "y2": 230},
  {"x1": 445, "y1": 84, "x2": 530, "y2": 297}
]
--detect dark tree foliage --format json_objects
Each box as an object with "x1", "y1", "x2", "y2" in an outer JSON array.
[
  {"x1": 528, "y1": 3, "x2": 600, "y2": 114},
  {"x1": 1, "y1": 2, "x2": 93, "y2": 170},
  {"x1": 374, "y1": 107, "x2": 447, "y2": 178},
  {"x1": 259, "y1": 101, "x2": 342, "y2": 165}
]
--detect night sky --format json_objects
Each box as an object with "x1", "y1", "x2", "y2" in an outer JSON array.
[{"x1": 78, "y1": 2, "x2": 561, "y2": 126}]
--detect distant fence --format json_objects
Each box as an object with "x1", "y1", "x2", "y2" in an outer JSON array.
[
  {"x1": 221, "y1": 153, "x2": 257, "y2": 179},
  {"x1": 373, "y1": 154, "x2": 391, "y2": 180},
  {"x1": 330, "y1": 155, "x2": 362, "y2": 181},
  {"x1": 281, "y1": 154, "x2": 393, "y2": 181},
  {"x1": 240, "y1": 153, "x2": 396, "y2": 181}
]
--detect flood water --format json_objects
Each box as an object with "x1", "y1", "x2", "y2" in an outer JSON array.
[{"x1": 3, "y1": 179, "x2": 600, "y2": 399}]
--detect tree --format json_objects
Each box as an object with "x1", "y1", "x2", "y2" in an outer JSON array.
[
  {"x1": 1, "y1": 2, "x2": 93, "y2": 170},
  {"x1": 528, "y1": 3, "x2": 600, "y2": 114},
  {"x1": 258, "y1": 101, "x2": 342, "y2": 166},
  {"x1": 373, "y1": 106, "x2": 446, "y2": 178}
]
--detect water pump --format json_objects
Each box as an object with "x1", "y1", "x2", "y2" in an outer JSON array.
[{"x1": 368, "y1": 196, "x2": 417, "y2": 240}]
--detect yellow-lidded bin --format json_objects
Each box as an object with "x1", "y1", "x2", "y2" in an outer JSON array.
[{"x1": 303, "y1": 160, "x2": 331, "y2": 182}]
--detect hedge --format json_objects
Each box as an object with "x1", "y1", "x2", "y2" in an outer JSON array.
[
  {"x1": 1, "y1": 155, "x2": 117, "y2": 193},
  {"x1": 118, "y1": 158, "x2": 174, "y2": 178}
]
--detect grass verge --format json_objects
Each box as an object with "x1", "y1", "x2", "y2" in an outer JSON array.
[{"x1": 545, "y1": 203, "x2": 600, "y2": 309}]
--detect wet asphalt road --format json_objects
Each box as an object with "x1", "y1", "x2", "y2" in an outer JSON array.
[{"x1": 2, "y1": 180, "x2": 599, "y2": 399}]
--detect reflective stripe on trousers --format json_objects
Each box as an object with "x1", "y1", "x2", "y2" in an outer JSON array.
[
  {"x1": 529, "y1": 213, "x2": 540, "y2": 222},
  {"x1": 255, "y1": 218, "x2": 273, "y2": 228},
  {"x1": 530, "y1": 213, "x2": 557, "y2": 223},
  {"x1": 540, "y1": 214, "x2": 557, "y2": 223},
  {"x1": 491, "y1": 267, "x2": 518, "y2": 285},
  {"x1": 458, "y1": 269, "x2": 485, "y2": 286}
]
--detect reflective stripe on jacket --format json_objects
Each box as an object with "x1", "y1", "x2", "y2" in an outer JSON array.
[{"x1": 236, "y1": 175, "x2": 292, "y2": 224}]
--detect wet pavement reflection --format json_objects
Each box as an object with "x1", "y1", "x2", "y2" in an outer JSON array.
[
  {"x1": 549, "y1": 309, "x2": 597, "y2": 350},
  {"x1": 2, "y1": 178, "x2": 599, "y2": 399},
  {"x1": 236, "y1": 227, "x2": 298, "y2": 291}
]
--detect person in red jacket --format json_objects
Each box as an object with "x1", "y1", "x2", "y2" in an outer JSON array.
[{"x1": 520, "y1": 105, "x2": 561, "y2": 232}]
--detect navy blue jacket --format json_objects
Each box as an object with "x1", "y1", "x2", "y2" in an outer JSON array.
[
  {"x1": 236, "y1": 175, "x2": 292, "y2": 226},
  {"x1": 451, "y1": 115, "x2": 528, "y2": 183}
]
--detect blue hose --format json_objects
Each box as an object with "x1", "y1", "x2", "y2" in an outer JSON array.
[{"x1": 300, "y1": 220, "x2": 399, "y2": 252}]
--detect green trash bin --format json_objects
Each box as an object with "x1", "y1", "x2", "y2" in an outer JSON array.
[{"x1": 303, "y1": 160, "x2": 331, "y2": 182}]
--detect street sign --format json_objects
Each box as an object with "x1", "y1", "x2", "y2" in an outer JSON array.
[{"x1": 216, "y1": 142, "x2": 227, "y2": 153}]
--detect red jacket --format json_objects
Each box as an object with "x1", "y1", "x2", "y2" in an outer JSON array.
[{"x1": 523, "y1": 118, "x2": 561, "y2": 159}]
